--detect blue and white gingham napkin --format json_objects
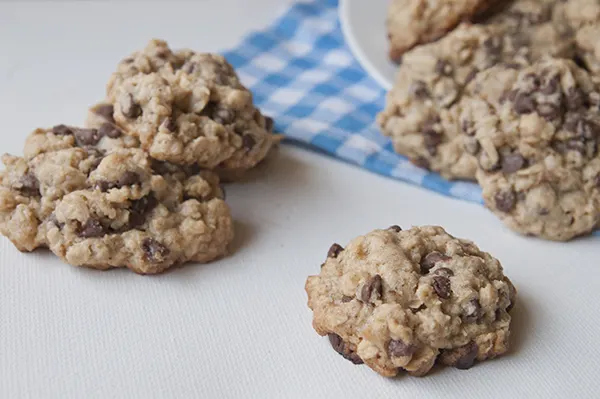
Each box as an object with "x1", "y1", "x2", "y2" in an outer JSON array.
[{"x1": 222, "y1": 0, "x2": 479, "y2": 204}]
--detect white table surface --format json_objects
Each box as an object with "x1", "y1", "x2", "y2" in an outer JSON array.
[{"x1": 1, "y1": 1, "x2": 599, "y2": 398}]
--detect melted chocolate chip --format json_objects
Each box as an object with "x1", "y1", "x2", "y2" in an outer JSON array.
[
  {"x1": 463, "y1": 299, "x2": 482, "y2": 323},
  {"x1": 93, "y1": 104, "x2": 115, "y2": 123},
  {"x1": 98, "y1": 123, "x2": 122, "y2": 139},
  {"x1": 160, "y1": 117, "x2": 176, "y2": 132},
  {"x1": 74, "y1": 128, "x2": 101, "y2": 146},
  {"x1": 423, "y1": 129, "x2": 442, "y2": 156},
  {"x1": 242, "y1": 135, "x2": 256, "y2": 150},
  {"x1": 513, "y1": 93, "x2": 536, "y2": 114},
  {"x1": 444, "y1": 341, "x2": 479, "y2": 370},
  {"x1": 410, "y1": 304, "x2": 427, "y2": 314},
  {"x1": 129, "y1": 195, "x2": 158, "y2": 228},
  {"x1": 96, "y1": 171, "x2": 141, "y2": 192},
  {"x1": 359, "y1": 275, "x2": 383, "y2": 304},
  {"x1": 122, "y1": 94, "x2": 142, "y2": 119},
  {"x1": 502, "y1": 153, "x2": 526, "y2": 174},
  {"x1": 420, "y1": 251, "x2": 450, "y2": 274},
  {"x1": 388, "y1": 225, "x2": 402, "y2": 232},
  {"x1": 388, "y1": 339, "x2": 416, "y2": 357},
  {"x1": 435, "y1": 59, "x2": 452, "y2": 76},
  {"x1": 494, "y1": 190, "x2": 516, "y2": 213},
  {"x1": 432, "y1": 275, "x2": 451, "y2": 299},
  {"x1": 341, "y1": 295, "x2": 353, "y2": 303},
  {"x1": 327, "y1": 243, "x2": 343, "y2": 259},
  {"x1": 141, "y1": 238, "x2": 170, "y2": 263},
  {"x1": 18, "y1": 173, "x2": 40, "y2": 196},
  {"x1": 411, "y1": 80, "x2": 429, "y2": 98},
  {"x1": 52, "y1": 124, "x2": 74, "y2": 136},
  {"x1": 78, "y1": 219, "x2": 106, "y2": 238},
  {"x1": 328, "y1": 333, "x2": 363, "y2": 365}
]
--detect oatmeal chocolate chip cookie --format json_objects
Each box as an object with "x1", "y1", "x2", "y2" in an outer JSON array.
[
  {"x1": 104, "y1": 40, "x2": 275, "y2": 175},
  {"x1": 378, "y1": 24, "x2": 514, "y2": 180},
  {"x1": 45, "y1": 148, "x2": 233, "y2": 274},
  {"x1": 0, "y1": 126, "x2": 115, "y2": 251},
  {"x1": 305, "y1": 226, "x2": 516, "y2": 377},
  {"x1": 461, "y1": 58, "x2": 600, "y2": 241},
  {"x1": 386, "y1": 0, "x2": 497, "y2": 62}
]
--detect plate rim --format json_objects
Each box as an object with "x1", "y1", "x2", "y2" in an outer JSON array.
[{"x1": 338, "y1": 0, "x2": 394, "y2": 91}]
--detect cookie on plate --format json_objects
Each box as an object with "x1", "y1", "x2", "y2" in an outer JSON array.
[
  {"x1": 461, "y1": 57, "x2": 600, "y2": 241},
  {"x1": 386, "y1": 0, "x2": 497, "y2": 62},
  {"x1": 379, "y1": 24, "x2": 514, "y2": 180},
  {"x1": 104, "y1": 39, "x2": 276, "y2": 178},
  {"x1": 306, "y1": 226, "x2": 516, "y2": 377},
  {"x1": 0, "y1": 125, "x2": 138, "y2": 252},
  {"x1": 45, "y1": 148, "x2": 233, "y2": 274}
]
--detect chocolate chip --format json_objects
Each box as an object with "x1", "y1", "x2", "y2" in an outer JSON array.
[
  {"x1": 141, "y1": 238, "x2": 170, "y2": 263},
  {"x1": 541, "y1": 76, "x2": 560, "y2": 95},
  {"x1": 388, "y1": 225, "x2": 402, "y2": 232},
  {"x1": 359, "y1": 275, "x2": 383, "y2": 304},
  {"x1": 264, "y1": 116, "x2": 274, "y2": 132},
  {"x1": 413, "y1": 156, "x2": 430, "y2": 170},
  {"x1": 328, "y1": 333, "x2": 363, "y2": 365},
  {"x1": 502, "y1": 153, "x2": 526, "y2": 174},
  {"x1": 420, "y1": 251, "x2": 450, "y2": 274},
  {"x1": 78, "y1": 219, "x2": 106, "y2": 238},
  {"x1": 327, "y1": 243, "x2": 343, "y2": 258},
  {"x1": 513, "y1": 93, "x2": 536, "y2": 114},
  {"x1": 410, "y1": 304, "x2": 426, "y2": 314},
  {"x1": 161, "y1": 117, "x2": 177, "y2": 132},
  {"x1": 341, "y1": 296, "x2": 353, "y2": 303},
  {"x1": 432, "y1": 275, "x2": 451, "y2": 299},
  {"x1": 432, "y1": 267, "x2": 454, "y2": 278},
  {"x1": 98, "y1": 123, "x2": 122, "y2": 139},
  {"x1": 388, "y1": 339, "x2": 416, "y2": 357},
  {"x1": 93, "y1": 104, "x2": 115, "y2": 123},
  {"x1": 463, "y1": 299, "x2": 482, "y2": 323},
  {"x1": 494, "y1": 190, "x2": 516, "y2": 213},
  {"x1": 122, "y1": 94, "x2": 142, "y2": 119},
  {"x1": 435, "y1": 59, "x2": 452, "y2": 76},
  {"x1": 423, "y1": 129, "x2": 442, "y2": 156},
  {"x1": 129, "y1": 195, "x2": 158, "y2": 228},
  {"x1": 18, "y1": 173, "x2": 40, "y2": 196},
  {"x1": 74, "y1": 128, "x2": 101, "y2": 146},
  {"x1": 119, "y1": 171, "x2": 140, "y2": 187},
  {"x1": 442, "y1": 341, "x2": 479, "y2": 370},
  {"x1": 52, "y1": 124, "x2": 73, "y2": 136},
  {"x1": 242, "y1": 134, "x2": 256, "y2": 150},
  {"x1": 410, "y1": 80, "x2": 429, "y2": 98}
]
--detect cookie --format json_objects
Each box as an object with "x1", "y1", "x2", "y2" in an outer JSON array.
[
  {"x1": 104, "y1": 40, "x2": 275, "y2": 176},
  {"x1": 378, "y1": 24, "x2": 513, "y2": 180},
  {"x1": 0, "y1": 125, "x2": 125, "y2": 252},
  {"x1": 45, "y1": 148, "x2": 233, "y2": 274},
  {"x1": 462, "y1": 57, "x2": 600, "y2": 241},
  {"x1": 379, "y1": 1, "x2": 574, "y2": 181},
  {"x1": 386, "y1": 0, "x2": 496, "y2": 62},
  {"x1": 305, "y1": 226, "x2": 516, "y2": 377}
]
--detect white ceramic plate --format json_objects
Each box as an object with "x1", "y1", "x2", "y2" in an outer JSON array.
[{"x1": 339, "y1": 0, "x2": 396, "y2": 90}]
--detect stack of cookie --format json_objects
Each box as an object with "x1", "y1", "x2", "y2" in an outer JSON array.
[
  {"x1": 0, "y1": 39, "x2": 277, "y2": 274},
  {"x1": 379, "y1": 0, "x2": 600, "y2": 241}
]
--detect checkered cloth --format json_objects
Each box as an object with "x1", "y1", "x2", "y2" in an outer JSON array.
[{"x1": 222, "y1": 0, "x2": 478, "y2": 205}]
